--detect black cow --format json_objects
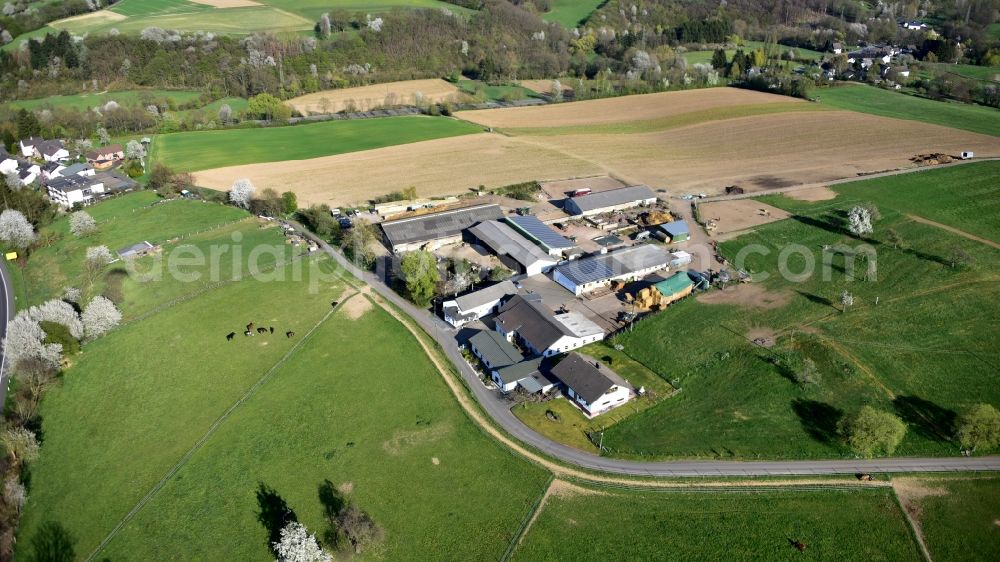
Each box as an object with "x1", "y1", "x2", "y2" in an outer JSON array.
[
  {"x1": 286, "y1": 331, "x2": 295, "y2": 338},
  {"x1": 269, "y1": 326, "x2": 274, "y2": 334},
  {"x1": 257, "y1": 327, "x2": 268, "y2": 335},
  {"x1": 226, "y1": 332, "x2": 235, "y2": 341}
]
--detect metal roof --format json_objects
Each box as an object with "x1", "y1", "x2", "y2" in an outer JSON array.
[
  {"x1": 566, "y1": 185, "x2": 656, "y2": 214},
  {"x1": 494, "y1": 357, "x2": 544, "y2": 385},
  {"x1": 468, "y1": 220, "x2": 556, "y2": 271},
  {"x1": 654, "y1": 272, "x2": 694, "y2": 296},
  {"x1": 450, "y1": 280, "x2": 517, "y2": 312},
  {"x1": 505, "y1": 215, "x2": 574, "y2": 251},
  {"x1": 469, "y1": 330, "x2": 523, "y2": 369},
  {"x1": 380, "y1": 204, "x2": 503, "y2": 248},
  {"x1": 660, "y1": 220, "x2": 690, "y2": 236},
  {"x1": 554, "y1": 244, "x2": 671, "y2": 287}
]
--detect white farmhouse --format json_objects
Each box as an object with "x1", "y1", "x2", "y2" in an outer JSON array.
[
  {"x1": 442, "y1": 280, "x2": 518, "y2": 328},
  {"x1": 550, "y1": 353, "x2": 632, "y2": 417},
  {"x1": 494, "y1": 295, "x2": 604, "y2": 357}
]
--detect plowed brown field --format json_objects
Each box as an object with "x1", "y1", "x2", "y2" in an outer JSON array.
[{"x1": 287, "y1": 79, "x2": 465, "y2": 115}]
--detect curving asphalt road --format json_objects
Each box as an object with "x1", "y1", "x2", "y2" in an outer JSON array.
[
  {"x1": 0, "y1": 257, "x2": 15, "y2": 408},
  {"x1": 297, "y1": 225, "x2": 1000, "y2": 477}
]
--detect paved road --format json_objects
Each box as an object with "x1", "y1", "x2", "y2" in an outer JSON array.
[
  {"x1": 296, "y1": 227, "x2": 1000, "y2": 477},
  {"x1": 0, "y1": 258, "x2": 15, "y2": 407}
]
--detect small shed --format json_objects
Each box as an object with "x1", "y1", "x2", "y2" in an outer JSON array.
[
  {"x1": 659, "y1": 220, "x2": 690, "y2": 243},
  {"x1": 117, "y1": 241, "x2": 156, "y2": 259}
]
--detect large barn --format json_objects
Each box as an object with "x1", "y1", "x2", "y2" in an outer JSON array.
[
  {"x1": 563, "y1": 185, "x2": 658, "y2": 216},
  {"x1": 380, "y1": 203, "x2": 503, "y2": 253},
  {"x1": 553, "y1": 244, "x2": 671, "y2": 296}
]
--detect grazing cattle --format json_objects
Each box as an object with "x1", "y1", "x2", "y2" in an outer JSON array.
[
  {"x1": 269, "y1": 326, "x2": 274, "y2": 334},
  {"x1": 286, "y1": 331, "x2": 295, "y2": 338},
  {"x1": 257, "y1": 327, "x2": 268, "y2": 334},
  {"x1": 789, "y1": 539, "x2": 807, "y2": 552},
  {"x1": 244, "y1": 330, "x2": 253, "y2": 337},
  {"x1": 331, "y1": 301, "x2": 338, "y2": 308},
  {"x1": 246, "y1": 322, "x2": 255, "y2": 332},
  {"x1": 857, "y1": 473, "x2": 875, "y2": 481},
  {"x1": 226, "y1": 332, "x2": 235, "y2": 341}
]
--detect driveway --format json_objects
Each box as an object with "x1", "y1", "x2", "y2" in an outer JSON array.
[{"x1": 0, "y1": 258, "x2": 15, "y2": 406}]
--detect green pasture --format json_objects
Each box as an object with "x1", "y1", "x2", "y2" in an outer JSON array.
[
  {"x1": 815, "y1": 83, "x2": 1000, "y2": 137},
  {"x1": 153, "y1": 115, "x2": 481, "y2": 171},
  {"x1": 513, "y1": 486, "x2": 923, "y2": 561},
  {"x1": 9, "y1": 89, "x2": 204, "y2": 112}
]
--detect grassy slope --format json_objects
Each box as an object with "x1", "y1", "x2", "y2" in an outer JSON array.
[
  {"x1": 911, "y1": 476, "x2": 1000, "y2": 561},
  {"x1": 53, "y1": 0, "x2": 311, "y2": 35},
  {"x1": 514, "y1": 487, "x2": 923, "y2": 561},
  {"x1": 17, "y1": 192, "x2": 248, "y2": 313},
  {"x1": 261, "y1": 0, "x2": 470, "y2": 21},
  {"x1": 98, "y1": 301, "x2": 549, "y2": 560},
  {"x1": 601, "y1": 164, "x2": 1000, "y2": 459},
  {"x1": 155, "y1": 115, "x2": 482, "y2": 171},
  {"x1": 540, "y1": 0, "x2": 604, "y2": 27},
  {"x1": 9, "y1": 89, "x2": 203, "y2": 111},
  {"x1": 758, "y1": 161, "x2": 1000, "y2": 243},
  {"x1": 816, "y1": 84, "x2": 1000, "y2": 137},
  {"x1": 922, "y1": 62, "x2": 1000, "y2": 83}
]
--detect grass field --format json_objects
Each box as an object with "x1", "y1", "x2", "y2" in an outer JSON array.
[
  {"x1": 539, "y1": 0, "x2": 603, "y2": 27},
  {"x1": 897, "y1": 476, "x2": 1000, "y2": 561},
  {"x1": 456, "y1": 79, "x2": 542, "y2": 102},
  {"x1": 683, "y1": 41, "x2": 825, "y2": 66},
  {"x1": 9, "y1": 89, "x2": 204, "y2": 111},
  {"x1": 16, "y1": 191, "x2": 551, "y2": 559},
  {"x1": 816, "y1": 84, "x2": 1000, "y2": 137},
  {"x1": 921, "y1": 62, "x2": 1000, "y2": 83},
  {"x1": 154, "y1": 115, "x2": 482, "y2": 172},
  {"x1": 599, "y1": 164, "x2": 1000, "y2": 459},
  {"x1": 261, "y1": 0, "x2": 471, "y2": 21},
  {"x1": 513, "y1": 485, "x2": 923, "y2": 561},
  {"x1": 16, "y1": 192, "x2": 252, "y2": 316},
  {"x1": 51, "y1": 0, "x2": 314, "y2": 35}
]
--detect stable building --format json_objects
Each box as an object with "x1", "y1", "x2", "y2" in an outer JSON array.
[
  {"x1": 441, "y1": 280, "x2": 518, "y2": 328},
  {"x1": 468, "y1": 220, "x2": 558, "y2": 277},
  {"x1": 505, "y1": 215, "x2": 575, "y2": 256},
  {"x1": 551, "y1": 353, "x2": 632, "y2": 417},
  {"x1": 380, "y1": 204, "x2": 503, "y2": 253},
  {"x1": 658, "y1": 220, "x2": 690, "y2": 243},
  {"x1": 553, "y1": 244, "x2": 671, "y2": 296},
  {"x1": 564, "y1": 185, "x2": 657, "y2": 217},
  {"x1": 494, "y1": 295, "x2": 604, "y2": 357}
]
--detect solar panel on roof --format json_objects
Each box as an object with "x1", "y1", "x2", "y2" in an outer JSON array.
[{"x1": 506, "y1": 216, "x2": 573, "y2": 250}]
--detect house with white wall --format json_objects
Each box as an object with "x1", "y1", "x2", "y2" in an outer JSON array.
[
  {"x1": 493, "y1": 295, "x2": 604, "y2": 357},
  {"x1": 442, "y1": 280, "x2": 518, "y2": 328},
  {"x1": 550, "y1": 353, "x2": 632, "y2": 417}
]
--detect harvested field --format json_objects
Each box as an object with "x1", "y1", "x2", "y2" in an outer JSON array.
[
  {"x1": 786, "y1": 185, "x2": 838, "y2": 201},
  {"x1": 520, "y1": 79, "x2": 573, "y2": 96},
  {"x1": 287, "y1": 79, "x2": 465, "y2": 115},
  {"x1": 456, "y1": 88, "x2": 801, "y2": 129},
  {"x1": 193, "y1": 133, "x2": 602, "y2": 207},
  {"x1": 696, "y1": 284, "x2": 792, "y2": 309},
  {"x1": 540, "y1": 176, "x2": 627, "y2": 199},
  {"x1": 528, "y1": 111, "x2": 1000, "y2": 194},
  {"x1": 699, "y1": 199, "x2": 790, "y2": 236}
]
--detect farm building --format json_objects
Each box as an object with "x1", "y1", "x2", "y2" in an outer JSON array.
[
  {"x1": 18, "y1": 136, "x2": 45, "y2": 158},
  {"x1": 494, "y1": 295, "x2": 604, "y2": 357},
  {"x1": 653, "y1": 272, "x2": 695, "y2": 306},
  {"x1": 658, "y1": 220, "x2": 690, "y2": 243},
  {"x1": 468, "y1": 220, "x2": 558, "y2": 276},
  {"x1": 442, "y1": 280, "x2": 518, "y2": 328},
  {"x1": 117, "y1": 241, "x2": 157, "y2": 260},
  {"x1": 468, "y1": 329, "x2": 523, "y2": 371},
  {"x1": 57, "y1": 163, "x2": 95, "y2": 178},
  {"x1": 491, "y1": 358, "x2": 558, "y2": 394},
  {"x1": 553, "y1": 244, "x2": 672, "y2": 296},
  {"x1": 550, "y1": 353, "x2": 632, "y2": 417},
  {"x1": 380, "y1": 203, "x2": 503, "y2": 253},
  {"x1": 86, "y1": 144, "x2": 125, "y2": 170},
  {"x1": 505, "y1": 215, "x2": 575, "y2": 256},
  {"x1": 564, "y1": 185, "x2": 658, "y2": 216},
  {"x1": 669, "y1": 251, "x2": 692, "y2": 268}
]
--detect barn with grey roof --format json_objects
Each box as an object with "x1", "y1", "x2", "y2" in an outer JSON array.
[
  {"x1": 553, "y1": 244, "x2": 671, "y2": 296},
  {"x1": 505, "y1": 215, "x2": 574, "y2": 256},
  {"x1": 379, "y1": 203, "x2": 503, "y2": 253},
  {"x1": 564, "y1": 185, "x2": 657, "y2": 216}
]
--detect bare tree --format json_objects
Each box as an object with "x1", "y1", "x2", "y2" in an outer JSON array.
[
  {"x1": 85, "y1": 245, "x2": 114, "y2": 280},
  {"x1": 82, "y1": 296, "x2": 122, "y2": 339},
  {"x1": 318, "y1": 13, "x2": 331, "y2": 38},
  {"x1": 334, "y1": 504, "x2": 383, "y2": 554},
  {"x1": 230, "y1": 178, "x2": 254, "y2": 209},
  {"x1": 792, "y1": 358, "x2": 821, "y2": 388},
  {"x1": 885, "y1": 228, "x2": 904, "y2": 249},
  {"x1": 218, "y1": 103, "x2": 232, "y2": 124},
  {"x1": 949, "y1": 245, "x2": 974, "y2": 269},
  {"x1": 69, "y1": 210, "x2": 97, "y2": 237},
  {"x1": 1, "y1": 427, "x2": 39, "y2": 466},
  {"x1": 0, "y1": 209, "x2": 36, "y2": 249}
]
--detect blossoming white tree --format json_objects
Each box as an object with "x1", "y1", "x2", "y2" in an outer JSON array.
[
  {"x1": 69, "y1": 210, "x2": 97, "y2": 237},
  {"x1": 230, "y1": 178, "x2": 254, "y2": 209},
  {"x1": 273, "y1": 522, "x2": 331, "y2": 562},
  {"x1": 0, "y1": 209, "x2": 36, "y2": 249},
  {"x1": 82, "y1": 296, "x2": 122, "y2": 339}
]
